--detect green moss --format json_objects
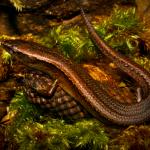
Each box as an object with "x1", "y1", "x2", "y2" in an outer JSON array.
[
  {"x1": 10, "y1": 0, "x2": 24, "y2": 11},
  {"x1": 1, "y1": 3, "x2": 144, "y2": 61},
  {"x1": 111, "y1": 6, "x2": 138, "y2": 30},
  {"x1": 1, "y1": 5, "x2": 141, "y2": 62},
  {"x1": 1, "y1": 50, "x2": 12, "y2": 64},
  {"x1": 6, "y1": 92, "x2": 150, "y2": 150},
  {"x1": 109, "y1": 125, "x2": 150, "y2": 150},
  {"x1": 48, "y1": 25, "x2": 97, "y2": 62},
  {"x1": 0, "y1": 35, "x2": 13, "y2": 64},
  {"x1": 38, "y1": 6, "x2": 144, "y2": 61},
  {"x1": 95, "y1": 6, "x2": 143, "y2": 55},
  {"x1": 6, "y1": 92, "x2": 109, "y2": 150},
  {"x1": 133, "y1": 56, "x2": 150, "y2": 71}
]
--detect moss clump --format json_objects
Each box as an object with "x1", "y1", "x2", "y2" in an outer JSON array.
[
  {"x1": 1, "y1": 50, "x2": 12, "y2": 64},
  {"x1": 109, "y1": 125, "x2": 150, "y2": 150},
  {"x1": 38, "y1": 6, "x2": 143, "y2": 61},
  {"x1": 133, "y1": 56, "x2": 150, "y2": 71},
  {"x1": 95, "y1": 6, "x2": 143, "y2": 56},
  {"x1": 5, "y1": 92, "x2": 150, "y2": 150},
  {"x1": 111, "y1": 6, "x2": 139, "y2": 30},
  {"x1": 0, "y1": 6, "x2": 144, "y2": 62},
  {"x1": 49, "y1": 25, "x2": 97, "y2": 62},
  {"x1": 10, "y1": 0, "x2": 25, "y2": 11},
  {"x1": 5, "y1": 92, "x2": 109, "y2": 150}
]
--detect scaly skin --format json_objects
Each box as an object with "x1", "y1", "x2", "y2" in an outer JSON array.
[
  {"x1": 1, "y1": 39, "x2": 150, "y2": 125},
  {"x1": 79, "y1": 8, "x2": 150, "y2": 98},
  {"x1": 80, "y1": 8, "x2": 150, "y2": 119},
  {"x1": 23, "y1": 71, "x2": 88, "y2": 120}
]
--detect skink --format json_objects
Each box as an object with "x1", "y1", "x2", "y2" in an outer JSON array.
[
  {"x1": 1, "y1": 38, "x2": 150, "y2": 125},
  {"x1": 0, "y1": 0, "x2": 148, "y2": 124}
]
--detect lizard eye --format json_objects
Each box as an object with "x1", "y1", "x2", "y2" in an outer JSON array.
[
  {"x1": 8, "y1": 48, "x2": 14, "y2": 54},
  {"x1": 5, "y1": 47, "x2": 14, "y2": 55}
]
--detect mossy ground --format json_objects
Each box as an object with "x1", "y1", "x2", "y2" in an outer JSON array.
[
  {"x1": 5, "y1": 92, "x2": 109, "y2": 150},
  {"x1": 0, "y1": 3, "x2": 150, "y2": 150},
  {"x1": 4, "y1": 91, "x2": 150, "y2": 150}
]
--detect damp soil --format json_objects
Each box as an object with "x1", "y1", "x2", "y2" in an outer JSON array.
[{"x1": 0, "y1": 0, "x2": 150, "y2": 149}]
